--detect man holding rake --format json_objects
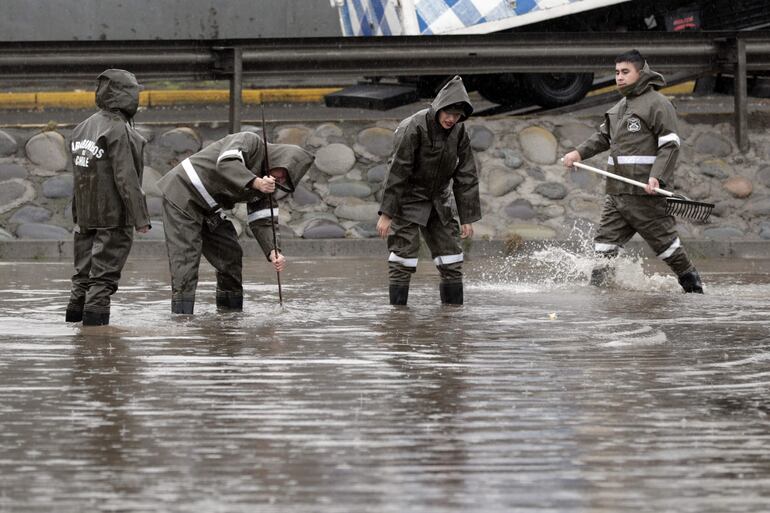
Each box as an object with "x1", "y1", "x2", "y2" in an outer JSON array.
[{"x1": 563, "y1": 50, "x2": 704, "y2": 293}]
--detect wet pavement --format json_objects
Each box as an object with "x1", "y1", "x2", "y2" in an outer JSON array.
[{"x1": 1, "y1": 252, "x2": 769, "y2": 512}]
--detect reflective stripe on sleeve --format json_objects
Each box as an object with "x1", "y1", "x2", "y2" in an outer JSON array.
[
  {"x1": 433, "y1": 253, "x2": 464, "y2": 266},
  {"x1": 388, "y1": 252, "x2": 418, "y2": 268},
  {"x1": 594, "y1": 242, "x2": 619, "y2": 253},
  {"x1": 657, "y1": 237, "x2": 681, "y2": 260},
  {"x1": 247, "y1": 208, "x2": 279, "y2": 223},
  {"x1": 608, "y1": 156, "x2": 657, "y2": 165},
  {"x1": 217, "y1": 149, "x2": 245, "y2": 164},
  {"x1": 658, "y1": 133, "x2": 681, "y2": 147},
  {"x1": 181, "y1": 158, "x2": 218, "y2": 209}
]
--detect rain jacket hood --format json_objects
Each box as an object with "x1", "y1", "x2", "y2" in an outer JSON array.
[
  {"x1": 95, "y1": 69, "x2": 142, "y2": 120},
  {"x1": 619, "y1": 61, "x2": 666, "y2": 98},
  {"x1": 265, "y1": 143, "x2": 313, "y2": 194},
  {"x1": 429, "y1": 75, "x2": 473, "y2": 125}
]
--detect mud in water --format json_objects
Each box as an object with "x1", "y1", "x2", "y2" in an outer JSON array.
[{"x1": 1, "y1": 250, "x2": 769, "y2": 513}]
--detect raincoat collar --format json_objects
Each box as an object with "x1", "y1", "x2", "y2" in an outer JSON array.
[{"x1": 618, "y1": 61, "x2": 666, "y2": 98}]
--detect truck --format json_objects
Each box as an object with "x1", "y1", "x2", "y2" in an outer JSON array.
[{"x1": 330, "y1": 0, "x2": 770, "y2": 107}]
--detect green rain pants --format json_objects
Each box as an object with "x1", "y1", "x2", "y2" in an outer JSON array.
[
  {"x1": 594, "y1": 194, "x2": 695, "y2": 276},
  {"x1": 387, "y1": 210, "x2": 464, "y2": 285},
  {"x1": 162, "y1": 198, "x2": 243, "y2": 310},
  {"x1": 68, "y1": 226, "x2": 133, "y2": 316}
]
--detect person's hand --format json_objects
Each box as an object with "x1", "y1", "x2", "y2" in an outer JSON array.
[
  {"x1": 376, "y1": 214, "x2": 392, "y2": 239},
  {"x1": 253, "y1": 176, "x2": 276, "y2": 193},
  {"x1": 269, "y1": 250, "x2": 286, "y2": 272},
  {"x1": 645, "y1": 177, "x2": 660, "y2": 195},
  {"x1": 136, "y1": 225, "x2": 150, "y2": 233},
  {"x1": 460, "y1": 223, "x2": 474, "y2": 239},
  {"x1": 562, "y1": 150, "x2": 582, "y2": 169}
]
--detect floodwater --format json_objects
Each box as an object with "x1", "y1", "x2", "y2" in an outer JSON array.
[{"x1": 1, "y1": 249, "x2": 769, "y2": 513}]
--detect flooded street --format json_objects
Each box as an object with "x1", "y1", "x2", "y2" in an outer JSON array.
[{"x1": 1, "y1": 253, "x2": 769, "y2": 513}]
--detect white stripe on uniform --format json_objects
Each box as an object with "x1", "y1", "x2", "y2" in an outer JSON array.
[
  {"x1": 594, "y1": 242, "x2": 619, "y2": 253},
  {"x1": 247, "y1": 208, "x2": 279, "y2": 223},
  {"x1": 608, "y1": 156, "x2": 657, "y2": 165},
  {"x1": 217, "y1": 149, "x2": 245, "y2": 164},
  {"x1": 433, "y1": 253, "x2": 464, "y2": 266},
  {"x1": 658, "y1": 133, "x2": 681, "y2": 147},
  {"x1": 181, "y1": 158, "x2": 218, "y2": 209},
  {"x1": 657, "y1": 237, "x2": 681, "y2": 260},
  {"x1": 388, "y1": 252, "x2": 418, "y2": 268}
]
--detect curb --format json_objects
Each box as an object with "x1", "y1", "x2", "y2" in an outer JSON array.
[
  {"x1": 0, "y1": 88, "x2": 341, "y2": 110},
  {"x1": 1, "y1": 239, "x2": 768, "y2": 261}
]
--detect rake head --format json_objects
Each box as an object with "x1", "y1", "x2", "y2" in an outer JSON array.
[{"x1": 665, "y1": 197, "x2": 714, "y2": 222}]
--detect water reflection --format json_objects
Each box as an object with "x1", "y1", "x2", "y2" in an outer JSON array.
[{"x1": 0, "y1": 256, "x2": 769, "y2": 512}]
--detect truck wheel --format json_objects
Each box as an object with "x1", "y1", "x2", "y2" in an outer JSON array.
[{"x1": 522, "y1": 72, "x2": 594, "y2": 108}]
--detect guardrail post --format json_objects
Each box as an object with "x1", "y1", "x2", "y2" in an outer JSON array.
[
  {"x1": 733, "y1": 38, "x2": 749, "y2": 153},
  {"x1": 214, "y1": 46, "x2": 243, "y2": 133}
]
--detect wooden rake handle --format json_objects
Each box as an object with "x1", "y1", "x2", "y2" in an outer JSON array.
[{"x1": 570, "y1": 161, "x2": 674, "y2": 198}]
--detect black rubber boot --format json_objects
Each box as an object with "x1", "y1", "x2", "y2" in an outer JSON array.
[
  {"x1": 171, "y1": 299, "x2": 195, "y2": 314},
  {"x1": 65, "y1": 308, "x2": 83, "y2": 323},
  {"x1": 216, "y1": 293, "x2": 243, "y2": 311},
  {"x1": 389, "y1": 284, "x2": 409, "y2": 306},
  {"x1": 82, "y1": 311, "x2": 109, "y2": 326},
  {"x1": 439, "y1": 282, "x2": 463, "y2": 305},
  {"x1": 678, "y1": 269, "x2": 704, "y2": 294},
  {"x1": 589, "y1": 265, "x2": 614, "y2": 287}
]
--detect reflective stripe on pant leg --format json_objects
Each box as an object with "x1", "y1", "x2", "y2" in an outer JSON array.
[
  {"x1": 433, "y1": 253, "x2": 463, "y2": 266},
  {"x1": 594, "y1": 242, "x2": 619, "y2": 254},
  {"x1": 656, "y1": 237, "x2": 681, "y2": 260},
  {"x1": 388, "y1": 252, "x2": 418, "y2": 267}
]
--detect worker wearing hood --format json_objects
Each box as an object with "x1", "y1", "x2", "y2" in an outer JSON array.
[
  {"x1": 377, "y1": 75, "x2": 481, "y2": 306},
  {"x1": 563, "y1": 50, "x2": 703, "y2": 293},
  {"x1": 65, "y1": 69, "x2": 150, "y2": 326},
  {"x1": 157, "y1": 131, "x2": 313, "y2": 314}
]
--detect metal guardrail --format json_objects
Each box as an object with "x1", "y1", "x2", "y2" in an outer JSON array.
[{"x1": 1, "y1": 31, "x2": 766, "y2": 149}]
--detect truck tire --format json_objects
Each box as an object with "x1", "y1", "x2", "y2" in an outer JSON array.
[{"x1": 522, "y1": 72, "x2": 594, "y2": 108}]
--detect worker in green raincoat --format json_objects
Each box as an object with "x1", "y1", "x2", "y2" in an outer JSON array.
[
  {"x1": 66, "y1": 69, "x2": 151, "y2": 326},
  {"x1": 156, "y1": 132, "x2": 313, "y2": 314},
  {"x1": 563, "y1": 50, "x2": 703, "y2": 293},
  {"x1": 377, "y1": 75, "x2": 481, "y2": 306}
]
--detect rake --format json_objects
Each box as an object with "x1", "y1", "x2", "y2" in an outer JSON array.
[{"x1": 571, "y1": 161, "x2": 714, "y2": 222}]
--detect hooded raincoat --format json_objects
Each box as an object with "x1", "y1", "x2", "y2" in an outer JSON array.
[
  {"x1": 66, "y1": 69, "x2": 149, "y2": 324},
  {"x1": 156, "y1": 131, "x2": 313, "y2": 313},
  {"x1": 379, "y1": 76, "x2": 481, "y2": 288}
]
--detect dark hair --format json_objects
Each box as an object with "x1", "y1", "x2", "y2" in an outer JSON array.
[{"x1": 615, "y1": 49, "x2": 645, "y2": 70}]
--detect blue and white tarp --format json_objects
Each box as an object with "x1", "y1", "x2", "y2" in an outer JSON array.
[{"x1": 335, "y1": 0, "x2": 623, "y2": 36}]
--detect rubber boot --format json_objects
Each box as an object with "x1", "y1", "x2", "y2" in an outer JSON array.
[
  {"x1": 171, "y1": 299, "x2": 195, "y2": 314},
  {"x1": 678, "y1": 269, "x2": 704, "y2": 294},
  {"x1": 82, "y1": 310, "x2": 109, "y2": 326},
  {"x1": 216, "y1": 293, "x2": 243, "y2": 311},
  {"x1": 65, "y1": 308, "x2": 83, "y2": 323},
  {"x1": 439, "y1": 282, "x2": 463, "y2": 305},
  {"x1": 589, "y1": 265, "x2": 614, "y2": 287},
  {"x1": 389, "y1": 283, "x2": 409, "y2": 306}
]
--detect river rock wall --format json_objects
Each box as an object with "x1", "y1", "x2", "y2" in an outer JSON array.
[{"x1": 2, "y1": 113, "x2": 769, "y2": 243}]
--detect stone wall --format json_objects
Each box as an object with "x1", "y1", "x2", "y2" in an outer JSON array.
[{"x1": 2, "y1": 114, "x2": 769, "y2": 243}]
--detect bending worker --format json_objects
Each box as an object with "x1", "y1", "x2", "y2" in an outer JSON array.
[
  {"x1": 377, "y1": 75, "x2": 481, "y2": 306},
  {"x1": 563, "y1": 50, "x2": 703, "y2": 293},
  {"x1": 156, "y1": 132, "x2": 313, "y2": 314}
]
